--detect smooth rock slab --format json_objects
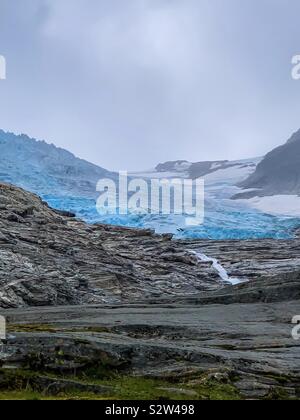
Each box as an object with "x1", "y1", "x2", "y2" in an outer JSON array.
[{"x1": 2, "y1": 299, "x2": 300, "y2": 399}]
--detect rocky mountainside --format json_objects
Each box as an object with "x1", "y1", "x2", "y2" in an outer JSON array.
[
  {"x1": 0, "y1": 182, "x2": 223, "y2": 309},
  {"x1": 236, "y1": 128, "x2": 300, "y2": 198},
  {"x1": 0, "y1": 130, "x2": 113, "y2": 197}
]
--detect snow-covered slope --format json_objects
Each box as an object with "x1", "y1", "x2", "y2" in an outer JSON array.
[
  {"x1": 0, "y1": 130, "x2": 113, "y2": 197},
  {"x1": 232, "y1": 129, "x2": 300, "y2": 217},
  {"x1": 134, "y1": 157, "x2": 260, "y2": 185},
  {"x1": 203, "y1": 159, "x2": 261, "y2": 185},
  {"x1": 237, "y1": 195, "x2": 300, "y2": 217}
]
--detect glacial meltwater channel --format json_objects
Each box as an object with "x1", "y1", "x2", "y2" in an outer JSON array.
[{"x1": 191, "y1": 251, "x2": 245, "y2": 285}]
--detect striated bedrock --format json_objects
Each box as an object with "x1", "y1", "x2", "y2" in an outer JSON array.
[
  {"x1": 0, "y1": 182, "x2": 224, "y2": 308},
  {"x1": 181, "y1": 235, "x2": 300, "y2": 282},
  {"x1": 1, "y1": 182, "x2": 300, "y2": 309},
  {"x1": 2, "y1": 298, "x2": 300, "y2": 399}
]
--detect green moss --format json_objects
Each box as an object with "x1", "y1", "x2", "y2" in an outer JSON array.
[
  {"x1": 4, "y1": 368, "x2": 297, "y2": 401},
  {"x1": 0, "y1": 391, "x2": 43, "y2": 401},
  {"x1": 8, "y1": 323, "x2": 114, "y2": 335},
  {"x1": 8, "y1": 324, "x2": 57, "y2": 334},
  {"x1": 0, "y1": 390, "x2": 112, "y2": 401},
  {"x1": 189, "y1": 380, "x2": 241, "y2": 400},
  {"x1": 0, "y1": 368, "x2": 242, "y2": 400},
  {"x1": 96, "y1": 377, "x2": 187, "y2": 400}
]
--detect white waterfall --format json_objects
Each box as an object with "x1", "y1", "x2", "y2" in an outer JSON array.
[{"x1": 191, "y1": 251, "x2": 245, "y2": 285}]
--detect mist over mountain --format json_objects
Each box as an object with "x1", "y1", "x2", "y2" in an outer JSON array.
[
  {"x1": 236, "y1": 129, "x2": 300, "y2": 198},
  {"x1": 0, "y1": 130, "x2": 113, "y2": 197}
]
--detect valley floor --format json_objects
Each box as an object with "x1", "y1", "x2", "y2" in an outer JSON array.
[{"x1": 1, "y1": 278, "x2": 300, "y2": 400}]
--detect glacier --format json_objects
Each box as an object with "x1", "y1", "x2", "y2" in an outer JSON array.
[
  {"x1": 1, "y1": 129, "x2": 299, "y2": 240},
  {"x1": 43, "y1": 183, "x2": 300, "y2": 240}
]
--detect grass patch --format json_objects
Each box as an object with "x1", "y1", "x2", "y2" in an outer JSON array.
[
  {"x1": 0, "y1": 368, "x2": 242, "y2": 401},
  {"x1": 0, "y1": 390, "x2": 113, "y2": 401},
  {"x1": 8, "y1": 324, "x2": 57, "y2": 334},
  {"x1": 189, "y1": 380, "x2": 241, "y2": 400},
  {"x1": 7, "y1": 324, "x2": 115, "y2": 335}
]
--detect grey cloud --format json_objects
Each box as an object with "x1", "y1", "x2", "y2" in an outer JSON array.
[{"x1": 0, "y1": 0, "x2": 300, "y2": 170}]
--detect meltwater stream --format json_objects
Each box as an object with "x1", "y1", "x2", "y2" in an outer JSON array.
[{"x1": 191, "y1": 251, "x2": 244, "y2": 285}]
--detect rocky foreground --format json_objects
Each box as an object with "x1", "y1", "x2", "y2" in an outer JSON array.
[
  {"x1": 0, "y1": 182, "x2": 300, "y2": 399},
  {"x1": 2, "y1": 299, "x2": 299, "y2": 400},
  {"x1": 0, "y1": 183, "x2": 225, "y2": 308}
]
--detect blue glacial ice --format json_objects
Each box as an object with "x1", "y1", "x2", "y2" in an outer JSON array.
[
  {"x1": 43, "y1": 188, "x2": 300, "y2": 240},
  {"x1": 1, "y1": 129, "x2": 299, "y2": 241}
]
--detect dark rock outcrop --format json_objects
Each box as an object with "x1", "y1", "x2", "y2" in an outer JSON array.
[
  {"x1": 155, "y1": 158, "x2": 259, "y2": 180},
  {"x1": 235, "y1": 128, "x2": 300, "y2": 198}
]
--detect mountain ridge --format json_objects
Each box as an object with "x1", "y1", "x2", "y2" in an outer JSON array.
[
  {"x1": 235, "y1": 128, "x2": 300, "y2": 198},
  {"x1": 155, "y1": 158, "x2": 260, "y2": 180},
  {"x1": 0, "y1": 129, "x2": 114, "y2": 197}
]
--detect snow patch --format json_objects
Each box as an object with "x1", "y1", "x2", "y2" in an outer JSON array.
[
  {"x1": 174, "y1": 161, "x2": 192, "y2": 171},
  {"x1": 129, "y1": 170, "x2": 189, "y2": 179},
  {"x1": 238, "y1": 195, "x2": 300, "y2": 217},
  {"x1": 204, "y1": 164, "x2": 256, "y2": 185}
]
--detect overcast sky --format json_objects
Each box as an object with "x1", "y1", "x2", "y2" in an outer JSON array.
[{"x1": 0, "y1": 0, "x2": 300, "y2": 170}]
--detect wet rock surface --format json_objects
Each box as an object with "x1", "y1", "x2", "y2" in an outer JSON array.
[
  {"x1": 0, "y1": 182, "x2": 300, "y2": 399},
  {"x1": 182, "y1": 236, "x2": 300, "y2": 283}
]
